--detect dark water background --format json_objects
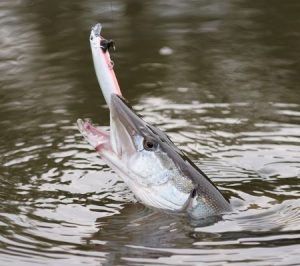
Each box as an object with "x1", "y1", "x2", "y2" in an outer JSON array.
[{"x1": 1, "y1": 0, "x2": 300, "y2": 265}]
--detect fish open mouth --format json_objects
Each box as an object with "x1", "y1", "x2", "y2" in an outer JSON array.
[
  {"x1": 76, "y1": 95, "x2": 143, "y2": 187},
  {"x1": 77, "y1": 94, "x2": 140, "y2": 156}
]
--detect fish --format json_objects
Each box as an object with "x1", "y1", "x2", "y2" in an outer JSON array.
[{"x1": 77, "y1": 23, "x2": 232, "y2": 219}]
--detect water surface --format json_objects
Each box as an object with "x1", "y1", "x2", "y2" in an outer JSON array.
[{"x1": 0, "y1": 0, "x2": 300, "y2": 265}]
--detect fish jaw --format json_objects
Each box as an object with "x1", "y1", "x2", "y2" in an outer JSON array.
[
  {"x1": 77, "y1": 119, "x2": 111, "y2": 153},
  {"x1": 76, "y1": 118, "x2": 134, "y2": 181}
]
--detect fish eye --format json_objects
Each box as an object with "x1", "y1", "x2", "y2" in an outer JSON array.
[{"x1": 143, "y1": 138, "x2": 157, "y2": 151}]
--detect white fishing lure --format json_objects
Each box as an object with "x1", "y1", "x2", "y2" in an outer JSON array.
[{"x1": 89, "y1": 23, "x2": 122, "y2": 107}]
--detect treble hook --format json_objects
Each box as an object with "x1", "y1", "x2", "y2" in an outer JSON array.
[{"x1": 100, "y1": 39, "x2": 115, "y2": 53}]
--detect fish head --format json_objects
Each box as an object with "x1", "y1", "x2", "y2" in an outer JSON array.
[
  {"x1": 109, "y1": 95, "x2": 186, "y2": 187},
  {"x1": 77, "y1": 94, "x2": 231, "y2": 218}
]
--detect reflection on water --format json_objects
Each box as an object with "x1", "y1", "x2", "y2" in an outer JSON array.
[{"x1": 0, "y1": 0, "x2": 300, "y2": 265}]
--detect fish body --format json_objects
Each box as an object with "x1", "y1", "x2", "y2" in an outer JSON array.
[{"x1": 78, "y1": 24, "x2": 232, "y2": 219}]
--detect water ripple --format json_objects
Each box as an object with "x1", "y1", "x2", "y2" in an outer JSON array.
[{"x1": 1, "y1": 0, "x2": 300, "y2": 265}]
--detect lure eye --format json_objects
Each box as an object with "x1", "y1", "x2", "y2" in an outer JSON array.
[{"x1": 143, "y1": 138, "x2": 157, "y2": 151}]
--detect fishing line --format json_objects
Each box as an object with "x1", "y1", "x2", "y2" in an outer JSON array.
[
  {"x1": 110, "y1": 0, "x2": 114, "y2": 28},
  {"x1": 108, "y1": 0, "x2": 116, "y2": 67}
]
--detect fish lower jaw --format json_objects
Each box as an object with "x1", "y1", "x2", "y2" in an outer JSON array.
[{"x1": 77, "y1": 118, "x2": 111, "y2": 151}]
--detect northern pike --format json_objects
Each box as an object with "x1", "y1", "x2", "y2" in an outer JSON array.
[{"x1": 77, "y1": 23, "x2": 232, "y2": 219}]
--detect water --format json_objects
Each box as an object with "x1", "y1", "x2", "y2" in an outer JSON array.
[{"x1": 1, "y1": 0, "x2": 300, "y2": 265}]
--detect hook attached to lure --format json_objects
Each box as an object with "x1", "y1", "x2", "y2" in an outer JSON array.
[{"x1": 100, "y1": 39, "x2": 115, "y2": 53}]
